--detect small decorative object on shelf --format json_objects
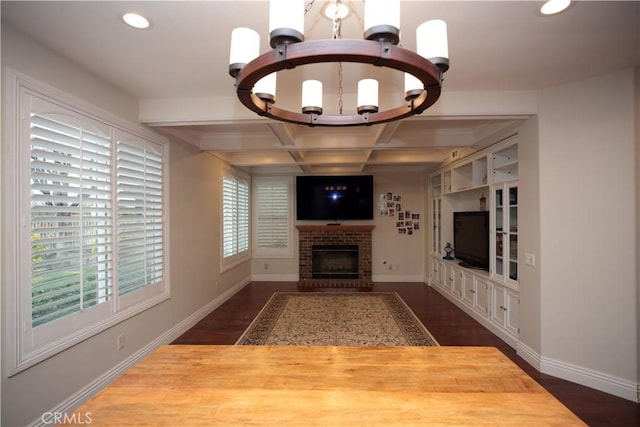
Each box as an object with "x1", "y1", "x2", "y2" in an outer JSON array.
[
  {"x1": 443, "y1": 242, "x2": 454, "y2": 260},
  {"x1": 479, "y1": 194, "x2": 486, "y2": 211}
]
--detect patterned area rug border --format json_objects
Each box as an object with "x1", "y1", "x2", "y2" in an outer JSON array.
[{"x1": 236, "y1": 292, "x2": 439, "y2": 346}]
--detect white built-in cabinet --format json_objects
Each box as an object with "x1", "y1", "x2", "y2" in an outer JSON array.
[
  {"x1": 428, "y1": 136, "x2": 520, "y2": 348},
  {"x1": 490, "y1": 284, "x2": 519, "y2": 336},
  {"x1": 472, "y1": 278, "x2": 491, "y2": 316},
  {"x1": 491, "y1": 144, "x2": 519, "y2": 285}
]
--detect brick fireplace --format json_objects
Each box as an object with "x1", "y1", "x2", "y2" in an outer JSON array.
[{"x1": 297, "y1": 225, "x2": 374, "y2": 290}]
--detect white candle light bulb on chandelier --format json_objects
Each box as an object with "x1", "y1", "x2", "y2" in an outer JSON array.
[
  {"x1": 405, "y1": 19, "x2": 449, "y2": 98},
  {"x1": 269, "y1": 0, "x2": 305, "y2": 47},
  {"x1": 357, "y1": 79, "x2": 379, "y2": 114},
  {"x1": 404, "y1": 73, "x2": 423, "y2": 100},
  {"x1": 302, "y1": 80, "x2": 323, "y2": 114},
  {"x1": 228, "y1": 27, "x2": 260, "y2": 77},
  {"x1": 364, "y1": 0, "x2": 400, "y2": 43},
  {"x1": 417, "y1": 19, "x2": 449, "y2": 72},
  {"x1": 254, "y1": 73, "x2": 277, "y2": 104}
]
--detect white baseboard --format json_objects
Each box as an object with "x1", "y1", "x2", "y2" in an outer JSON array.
[
  {"x1": 518, "y1": 332, "x2": 639, "y2": 402},
  {"x1": 516, "y1": 341, "x2": 541, "y2": 371},
  {"x1": 32, "y1": 276, "x2": 252, "y2": 427},
  {"x1": 539, "y1": 354, "x2": 639, "y2": 403},
  {"x1": 372, "y1": 274, "x2": 425, "y2": 282},
  {"x1": 251, "y1": 273, "x2": 299, "y2": 282},
  {"x1": 251, "y1": 274, "x2": 425, "y2": 283}
]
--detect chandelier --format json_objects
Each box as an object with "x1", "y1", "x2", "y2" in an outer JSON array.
[{"x1": 228, "y1": 0, "x2": 449, "y2": 127}]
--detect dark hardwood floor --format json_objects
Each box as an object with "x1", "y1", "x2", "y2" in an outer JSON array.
[{"x1": 173, "y1": 282, "x2": 640, "y2": 426}]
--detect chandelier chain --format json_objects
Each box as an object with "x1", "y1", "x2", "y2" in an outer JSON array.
[
  {"x1": 304, "y1": 0, "x2": 315, "y2": 15},
  {"x1": 332, "y1": 0, "x2": 344, "y2": 115}
]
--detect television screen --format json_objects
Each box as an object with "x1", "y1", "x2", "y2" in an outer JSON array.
[
  {"x1": 453, "y1": 211, "x2": 489, "y2": 270},
  {"x1": 296, "y1": 175, "x2": 374, "y2": 221}
]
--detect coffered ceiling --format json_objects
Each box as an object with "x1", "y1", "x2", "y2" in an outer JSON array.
[{"x1": 3, "y1": 1, "x2": 638, "y2": 174}]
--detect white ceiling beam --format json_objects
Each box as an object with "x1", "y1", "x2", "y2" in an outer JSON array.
[
  {"x1": 139, "y1": 91, "x2": 538, "y2": 125},
  {"x1": 374, "y1": 122, "x2": 402, "y2": 146},
  {"x1": 268, "y1": 123, "x2": 297, "y2": 147},
  {"x1": 287, "y1": 151, "x2": 310, "y2": 173},
  {"x1": 158, "y1": 127, "x2": 204, "y2": 149}
]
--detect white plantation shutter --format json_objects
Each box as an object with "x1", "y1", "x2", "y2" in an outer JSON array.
[
  {"x1": 222, "y1": 176, "x2": 238, "y2": 258},
  {"x1": 222, "y1": 175, "x2": 250, "y2": 260},
  {"x1": 116, "y1": 138, "x2": 164, "y2": 296},
  {"x1": 10, "y1": 76, "x2": 169, "y2": 374},
  {"x1": 30, "y1": 113, "x2": 113, "y2": 327},
  {"x1": 237, "y1": 179, "x2": 249, "y2": 252},
  {"x1": 253, "y1": 177, "x2": 291, "y2": 257}
]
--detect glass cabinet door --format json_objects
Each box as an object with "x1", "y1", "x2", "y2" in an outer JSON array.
[
  {"x1": 494, "y1": 187, "x2": 504, "y2": 277},
  {"x1": 508, "y1": 185, "x2": 518, "y2": 282},
  {"x1": 492, "y1": 184, "x2": 518, "y2": 283},
  {"x1": 431, "y1": 197, "x2": 441, "y2": 255}
]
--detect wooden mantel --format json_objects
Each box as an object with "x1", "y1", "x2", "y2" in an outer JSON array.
[{"x1": 296, "y1": 225, "x2": 375, "y2": 232}]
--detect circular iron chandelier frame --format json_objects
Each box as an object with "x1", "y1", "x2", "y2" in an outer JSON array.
[{"x1": 233, "y1": 39, "x2": 444, "y2": 127}]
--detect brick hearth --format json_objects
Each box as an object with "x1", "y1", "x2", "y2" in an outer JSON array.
[{"x1": 296, "y1": 225, "x2": 374, "y2": 290}]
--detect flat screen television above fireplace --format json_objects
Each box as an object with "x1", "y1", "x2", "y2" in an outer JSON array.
[{"x1": 296, "y1": 175, "x2": 374, "y2": 221}]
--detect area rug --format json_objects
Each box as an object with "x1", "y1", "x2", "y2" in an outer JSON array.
[{"x1": 236, "y1": 292, "x2": 439, "y2": 346}]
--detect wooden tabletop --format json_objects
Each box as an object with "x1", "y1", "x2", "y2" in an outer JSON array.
[{"x1": 66, "y1": 345, "x2": 585, "y2": 426}]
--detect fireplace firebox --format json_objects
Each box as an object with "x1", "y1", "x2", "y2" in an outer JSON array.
[
  {"x1": 296, "y1": 225, "x2": 374, "y2": 290},
  {"x1": 312, "y1": 245, "x2": 359, "y2": 279}
]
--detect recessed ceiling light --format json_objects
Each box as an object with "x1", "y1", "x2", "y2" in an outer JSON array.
[
  {"x1": 122, "y1": 12, "x2": 150, "y2": 29},
  {"x1": 540, "y1": 0, "x2": 571, "y2": 15}
]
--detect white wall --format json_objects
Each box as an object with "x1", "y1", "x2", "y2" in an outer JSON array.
[
  {"x1": 538, "y1": 68, "x2": 638, "y2": 399},
  {"x1": 635, "y1": 67, "x2": 640, "y2": 403},
  {"x1": 371, "y1": 171, "x2": 426, "y2": 282},
  {"x1": 1, "y1": 25, "x2": 251, "y2": 426},
  {"x1": 513, "y1": 116, "x2": 542, "y2": 359}
]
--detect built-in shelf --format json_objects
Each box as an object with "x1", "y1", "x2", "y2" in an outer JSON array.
[
  {"x1": 431, "y1": 175, "x2": 442, "y2": 197},
  {"x1": 492, "y1": 145, "x2": 519, "y2": 183},
  {"x1": 444, "y1": 155, "x2": 488, "y2": 194}
]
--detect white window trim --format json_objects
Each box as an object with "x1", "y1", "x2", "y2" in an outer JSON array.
[
  {"x1": 3, "y1": 70, "x2": 171, "y2": 375},
  {"x1": 252, "y1": 175, "x2": 294, "y2": 259},
  {"x1": 221, "y1": 168, "x2": 251, "y2": 272}
]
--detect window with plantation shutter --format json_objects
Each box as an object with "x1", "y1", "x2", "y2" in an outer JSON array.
[
  {"x1": 7, "y1": 73, "x2": 169, "y2": 374},
  {"x1": 222, "y1": 174, "x2": 250, "y2": 267},
  {"x1": 117, "y1": 137, "x2": 164, "y2": 297},
  {"x1": 253, "y1": 176, "x2": 292, "y2": 258},
  {"x1": 30, "y1": 113, "x2": 114, "y2": 328}
]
